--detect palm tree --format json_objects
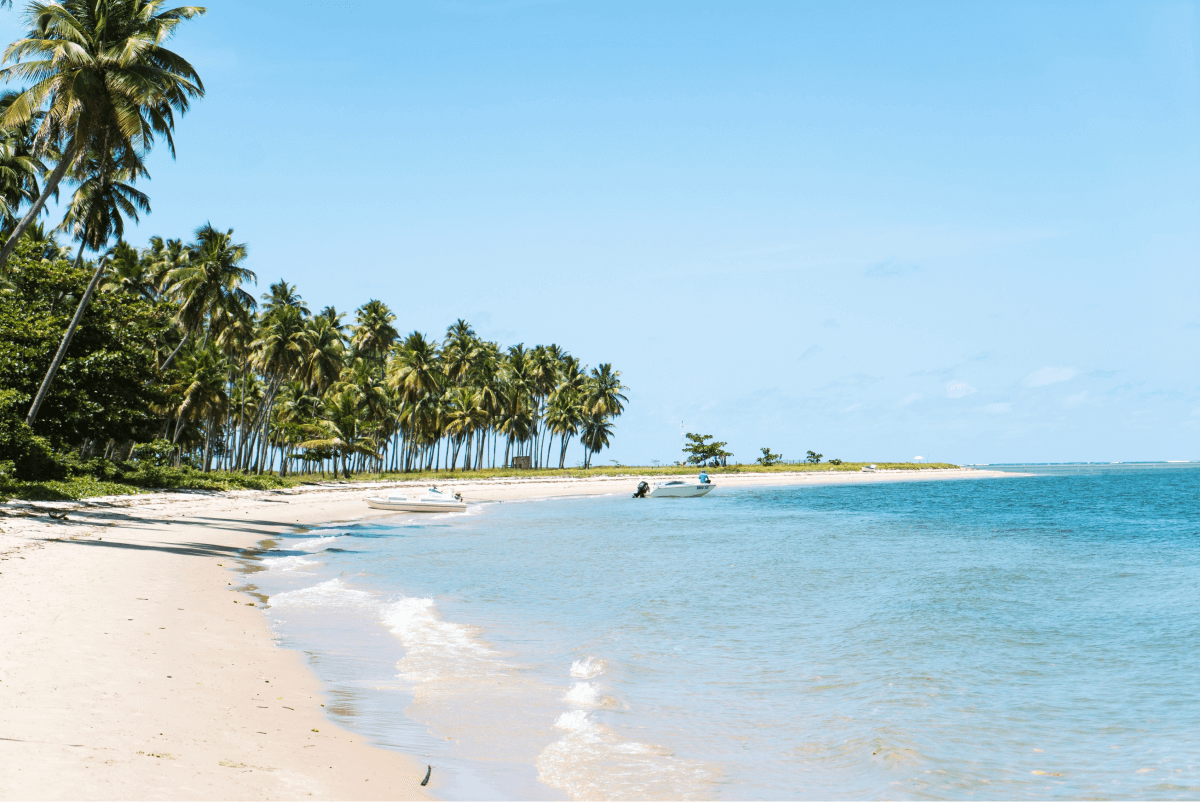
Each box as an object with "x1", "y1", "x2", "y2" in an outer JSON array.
[
  {"x1": 318, "y1": 305, "x2": 346, "y2": 332},
  {"x1": 586, "y1": 363, "x2": 627, "y2": 419},
  {"x1": 495, "y1": 380, "x2": 533, "y2": 468},
  {"x1": 162, "y1": 223, "x2": 254, "y2": 368},
  {"x1": 298, "y1": 386, "x2": 377, "y2": 479},
  {"x1": 388, "y1": 331, "x2": 442, "y2": 403},
  {"x1": 14, "y1": 219, "x2": 66, "y2": 262},
  {"x1": 101, "y1": 239, "x2": 156, "y2": 299},
  {"x1": 300, "y1": 314, "x2": 345, "y2": 395},
  {"x1": 0, "y1": 0, "x2": 206, "y2": 271},
  {"x1": 166, "y1": 345, "x2": 227, "y2": 470},
  {"x1": 143, "y1": 234, "x2": 188, "y2": 293},
  {"x1": 580, "y1": 414, "x2": 614, "y2": 469},
  {"x1": 261, "y1": 279, "x2": 309, "y2": 317},
  {"x1": 338, "y1": 356, "x2": 390, "y2": 471},
  {"x1": 351, "y1": 300, "x2": 397, "y2": 379},
  {"x1": 545, "y1": 388, "x2": 582, "y2": 469},
  {"x1": 215, "y1": 307, "x2": 254, "y2": 470},
  {"x1": 26, "y1": 157, "x2": 148, "y2": 424},
  {"x1": 443, "y1": 386, "x2": 487, "y2": 471},
  {"x1": 442, "y1": 319, "x2": 478, "y2": 384},
  {"x1": 0, "y1": 91, "x2": 45, "y2": 229},
  {"x1": 248, "y1": 303, "x2": 306, "y2": 472}
]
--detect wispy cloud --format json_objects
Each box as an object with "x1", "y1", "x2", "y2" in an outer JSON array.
[
  {"x1": 983, "y1": 402, "x2": 1012, "y2": 414},
  {"x1": 1023, "y1": 367, "x2": 1077, "y2": 387},
  {"x1": 798, "y1": 344, "x2": 823, "y2": 360},
  {"x1": 899, "y1": 393, "x2": 922, "y2": 406},
  {"x1": 946, "y1": 381, "x2": 977, "y2": 398},
  {"x1": 1062, "y1": 391, "x2": 1089, "y2": 409},
  {"x1": 865, "y1": 259, "x2": 920, "y2": 279},
  {"x1": 822, "y1": 318, "x2": 839, "y2": 329},
  {"x1": 908, "y1": 366, "x2": 957, "y2": 378}
]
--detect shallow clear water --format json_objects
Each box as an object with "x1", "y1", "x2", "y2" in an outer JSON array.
[{"x1": 249, "y1": 465, "x2": 1200, "y2": 800}]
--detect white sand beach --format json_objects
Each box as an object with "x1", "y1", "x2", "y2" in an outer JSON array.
[{"x1": 0, "y1": 468, "x2": 1015, "y2": 800}]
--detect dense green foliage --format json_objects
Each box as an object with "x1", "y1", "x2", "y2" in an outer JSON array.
[
  {"x1": 0, "y1": 239, "x2": 170, "y2": 454},
  {"x1": 0, "y1": 227, "x2": 629, "y2": 482}
]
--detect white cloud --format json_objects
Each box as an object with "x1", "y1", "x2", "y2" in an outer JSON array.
[
  {"x1": 983, "y1": 403, "x2": 1012, "y2": 414},
  {"x1": 946, "y1": 381, "x2": 977, "y2": 398},
  {"x1": 1062, "y1": 391, "x2": 1089, "y2": 408},
  {"x1": 1023, "y1": 367, "x2": 1078, "y2": 387}
]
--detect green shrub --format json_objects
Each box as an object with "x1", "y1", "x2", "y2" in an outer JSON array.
[
  {"x1": 0, "y1": 390, "x2": 67, "y2": 480},
  {"x1": 131, "y1": 439, "x2": 177, "y2": 467}
]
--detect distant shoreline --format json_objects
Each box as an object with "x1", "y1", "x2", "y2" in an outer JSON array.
[{"x1": 1, "y1": 461, "x2": 968, "y2": 503}]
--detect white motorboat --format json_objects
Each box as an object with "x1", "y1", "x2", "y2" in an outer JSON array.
[
  {"x1": 365, "y1": 486, "x2": 467, "y2": 513},
  {"x1": 635, "y1": 478, "x2": 716, "y2": 498}
]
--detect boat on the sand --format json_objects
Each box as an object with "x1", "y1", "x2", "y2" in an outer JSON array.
[{"x1": 365, "y1": 486, "x2": 467, "y2": 513}]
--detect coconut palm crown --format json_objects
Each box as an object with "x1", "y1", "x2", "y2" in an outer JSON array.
[{"x1": 0, "y1": 0, "x2": 206, "y2": 271}]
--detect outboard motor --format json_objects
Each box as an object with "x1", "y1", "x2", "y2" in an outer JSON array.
[{"x1": 633, "y1": 481, "x2": 650, "y2": 499}]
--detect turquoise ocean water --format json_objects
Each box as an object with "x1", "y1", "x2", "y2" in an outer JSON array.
[{"x1": 249, "y1": 465, "x2": 1200, "y2": 800}]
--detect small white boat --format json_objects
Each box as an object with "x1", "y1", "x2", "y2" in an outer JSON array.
[
  {"x1": 365, "y1": 486, "x2": 467, "y2": 513},
  {"x1": 635, "y1": 478, "x2": 716, "y2": 498}
]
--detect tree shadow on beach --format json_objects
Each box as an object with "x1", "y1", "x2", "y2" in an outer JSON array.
[
  {"x1": 182, "y1": 516, "x2": 302, "y2": 536},
  {"x1": 55, "y1": 538, "x2": 247, "y2": 558}
]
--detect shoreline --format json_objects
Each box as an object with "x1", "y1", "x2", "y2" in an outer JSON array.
[{"x1": 0, "y1": 468, "x2": 1020, "y2": 800}]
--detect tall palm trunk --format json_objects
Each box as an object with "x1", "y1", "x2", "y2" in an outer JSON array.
[
  {"x1": 201, "y1": 408, "x2": 216, "y2": 472},
  {"x1": 26, "y1": 238, "x2": 102, "y2": 425},
  {"x1": 0, "y1": 143, "x2": 79, "y2": 273},
  {"x1": 559, "y1": 434, "x2": 572, "y2": 469}
]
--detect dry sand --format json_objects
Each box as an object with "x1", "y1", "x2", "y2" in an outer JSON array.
[{"x1": 0, "y1": 467, "x2": 1016, "y2": 800}]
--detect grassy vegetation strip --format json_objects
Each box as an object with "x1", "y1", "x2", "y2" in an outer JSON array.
[{"x1": 0, "y1": 468, "x2": 296, "y2": 501}]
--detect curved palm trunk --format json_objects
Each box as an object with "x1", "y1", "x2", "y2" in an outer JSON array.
[
  {"x1": 26, "y1": 240, "x2": 103, "y2": 425},
  {"x1": 0, "y1": 143, "x2": 79, "y2": 273},
  {"x1": 158, "y1": 331, "x2": 189, "y2": 371}
]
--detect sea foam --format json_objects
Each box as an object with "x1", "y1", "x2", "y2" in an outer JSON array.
[
  {"x1": 284, "y1": 535, "x2": 342, "y2": 551},
  {"x1": 381, "y1": 596, "x2": 498, "y2": 684},
  {"x1": 570, "y1": 656, "x2": 607, "y2": 679},
  {"x1": 268, "y1": 578, "x2": 377, "y2": 610},
  {"x1": 538, "y1": 711, "x2": 717, "y2": 800},
  {"x1": 259, "y1": 554, "x2": 318, "y2": 573}
]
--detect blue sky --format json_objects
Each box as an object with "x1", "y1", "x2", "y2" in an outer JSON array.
[{"x1": 5, "y1": 1, "x2": 1198, "y2": 464}]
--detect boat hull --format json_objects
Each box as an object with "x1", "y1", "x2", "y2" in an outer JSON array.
[
  {"x1": 365, "y1": 497, "x2": 467, "y2": 513},
  {"x1": 647, "y1": 483, "x2": 715, "y2": 498}
]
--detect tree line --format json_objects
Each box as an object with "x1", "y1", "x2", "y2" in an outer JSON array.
[{"x1": 2, "y1": 223, "x2": 628, "y2": 479}]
